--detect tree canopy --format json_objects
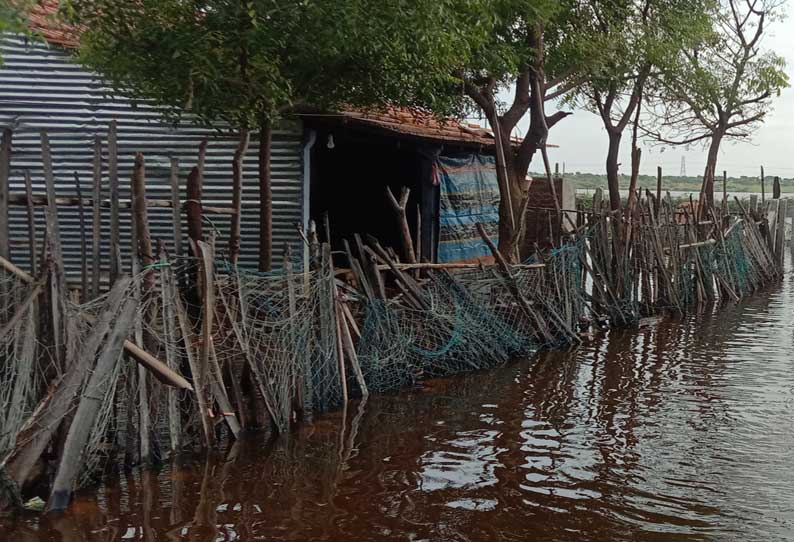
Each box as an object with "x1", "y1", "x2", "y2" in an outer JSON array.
[
  {"x1": 1, "y1": 1, "x2": 34, "y2": 63},
  {"x1": 65, "y1": 0, "x2": 474, "y2": 128},
  {"x1": 567, "y1": 0, "x2": 716, "y2": 210},
  {"x1": 643, "y1": 0, "x2": 789, "y2": 206}
]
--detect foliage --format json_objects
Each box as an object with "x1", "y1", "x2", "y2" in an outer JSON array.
[
  {"x1": 64, "y1": 0, "x2": 476, "y2": 129},
  {"x1": 565, "y1": 0, "x2": 716, "y2": 210},
  {"x1": 454, "y1": 0, "x2": 590, "y2": 257},
  {"x1": 0, "y1": 1, "x2": 34, "y2": 64},
  {"x1": 646, "y1": 0, "x2": 789, "y2": 148}
]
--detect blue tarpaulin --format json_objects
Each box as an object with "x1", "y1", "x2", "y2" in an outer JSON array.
[{"x1": 436, "y1": 153, "x2": 500, "y2": 262}]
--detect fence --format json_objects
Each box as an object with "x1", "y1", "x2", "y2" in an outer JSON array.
[{"x1": 0, "y1": 129, "x2": 784, "y2": 514}]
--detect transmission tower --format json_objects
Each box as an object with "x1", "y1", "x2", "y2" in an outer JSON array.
[{"x1": 680, "y1": 156, "x2": 687, "y2": 176}]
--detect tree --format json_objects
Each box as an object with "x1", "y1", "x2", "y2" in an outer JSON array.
[
  {"x1": 459, "y1": 0, "x2": 586, "y2": 258},
  {"x1": 643, "y1": 0, "x2": 788, "y2": 209},
  {"x1": 1, "y1": 1, "x2": 34, "y2": 64},
  {"x1": 64, "y1": 0, "x2": 472, "y2": 269},
  {"x1": 571, "y1": 0, "x2": 714, "y2": 212}
]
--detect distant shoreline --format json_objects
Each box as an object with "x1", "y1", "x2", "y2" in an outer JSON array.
[{"x1": 539, "y1": 172, "x2": 794, "y2": 195}]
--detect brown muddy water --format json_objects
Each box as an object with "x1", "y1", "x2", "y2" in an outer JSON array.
[{"x1": 3, "y1": 275, "x2": 794, "y2": 541}]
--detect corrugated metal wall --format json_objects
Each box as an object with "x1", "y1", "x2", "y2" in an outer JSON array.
[{"x1": 0, "y1": 36, "x2": 305, "y2": 280}]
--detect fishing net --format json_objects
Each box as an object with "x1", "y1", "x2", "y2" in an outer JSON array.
[
  {"x1": 0, "y1": 269, "x2": 49, "y2": 458},
  {"x1": 356, "y1": 245, "x2": 588, "y2": 394},
  {"x1": 212, "y1": 259, "x2": 345, "y2": 431}
]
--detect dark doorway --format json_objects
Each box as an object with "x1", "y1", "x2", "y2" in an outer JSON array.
[{"x1": 309, "y1": 126, "x2": 435, "y2": 263}]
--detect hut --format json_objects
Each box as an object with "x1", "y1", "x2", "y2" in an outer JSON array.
[{"x1": 1, "y1": 2, "x2": 568, "y2": 282}]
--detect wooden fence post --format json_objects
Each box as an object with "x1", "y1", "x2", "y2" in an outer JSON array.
[
  {"x1": 108, "y1": 121, "x2": 121, "y2": 282},
  {"x1": 91, "y1": 136, "x2": 102, "y2": 298},
  {"x1": 0, "y1": 128, "x2": 11, "y2": 262},
  {"x1": 229, "y1": 130, "x2": 250, "y2": 264}
]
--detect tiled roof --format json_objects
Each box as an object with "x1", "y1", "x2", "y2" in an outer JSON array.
[
  {"x1": 337, "y1": 108, "x2": 497, "y2": 146},
  {"x1": 27, "y1": 0, "x2": 80, "y2": 48}
]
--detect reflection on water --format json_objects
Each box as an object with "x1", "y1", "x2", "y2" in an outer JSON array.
[{"x1": 4, "y1": 273, "x2": 794, "y2": 541}]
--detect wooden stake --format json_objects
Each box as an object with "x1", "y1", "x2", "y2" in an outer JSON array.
[
  {"x1": 258, "y1": 118, "x2": 273, "y2": 272},
  {"x1": 108, "y1": 121, "x2": 121, "y2": 282},
  {"x1": 24, "y1": 171, "x2": 37, "y2": 277},
  {"x1": 385, "y1": 186, "x2": 417, "y2": 265},
  {"x1": 0, "y1": 128, "x2": 10, "y2": 261},
  {"x1": 655, "y1": 166, "x2": 662, "y2": 217},
  {"x1": 761, "y1": 166, "x2": 765, "y2": 204},
  {"x1": 186, "y1": 141, "x2": 207, "y2": 248},
  {"x1": 91, "y1": 137, "x2": 102, "y2": 298},
  {"x1": 197, "y1": 239, "x2": 242, "y2": 438},
  {"x1": 160, "y1": 251, "x2": 182, "y2": 452},
  {"x1": 75, "y1": 172, "x2": 89, "y2": 303},
  {"x1": 170, "y1": 157, "x2": 182, "y2": 256},
  {"x1": 229, "y1": 130, "x2": 250, "y2": 264}
]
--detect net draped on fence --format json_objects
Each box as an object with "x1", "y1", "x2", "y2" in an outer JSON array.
[{"x1": 0, "y1": 196, "x2": 784, "y2": 511}]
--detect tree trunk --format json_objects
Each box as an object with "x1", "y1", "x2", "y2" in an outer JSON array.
[
  {"x1": 606, "y1": 130, "x2": 623, "y2": 211},
  {"x1": 258, "y1": 118, "x2": 273, "y2": 272},
  {"x1": 701, "y1": 130, "x2": 724, "y2": 212}
]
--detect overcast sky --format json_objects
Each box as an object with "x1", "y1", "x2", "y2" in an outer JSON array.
[{"x1": 484, "y1": 5, "x2": 794, "y2": 179}]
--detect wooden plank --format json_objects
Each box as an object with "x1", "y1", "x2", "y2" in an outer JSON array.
[
  {"x1": 123, "y1": 340, "x2": 193, "y2": 391},
  {"x1": 337, "y1": 298, "x2": 368, "y2": 399},
  {"x1": 258, "y1": 119, "x2": 273, "y2": 272},
  {"x1": 47, "y1": 294, "x2": 137, "y2": 512},
  {"x1": 131, "y1": 153, "x2": 155, "y2": 283}
]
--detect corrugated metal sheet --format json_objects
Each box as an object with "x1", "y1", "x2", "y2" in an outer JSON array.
[{"x1": 0, "y1": 36, "x2": 305, "y2": 280}]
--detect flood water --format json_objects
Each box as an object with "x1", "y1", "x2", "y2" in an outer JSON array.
[{"x1": 4, "y1": 274, "x2": 794, "y2": 541}]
